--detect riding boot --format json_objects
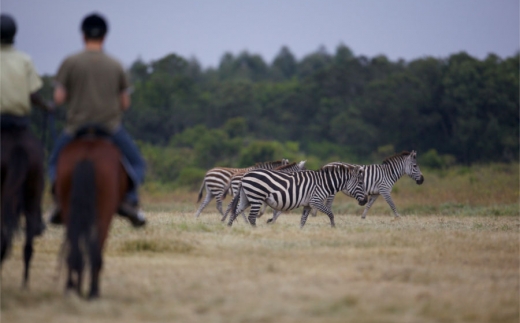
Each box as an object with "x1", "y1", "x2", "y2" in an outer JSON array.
[
  {"x1": 117, "y1": 201, "x2": 146, "y2": 228},
  {"x1": 48, "y1": 184, "x2": 63, "y2": 225},
  {"x1": 48, "y1": 205, "x2": 63, "y2": 225},
  {"x1": 35, "y1": 218, "x2": 47, "y2": 236}
]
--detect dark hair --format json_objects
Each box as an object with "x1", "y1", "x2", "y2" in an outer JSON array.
[
  {"x1": 81, "y1": 13, "x2": 108, "y2": 39},
  {"x1": 0, "y1": 14, "x2": 17, "y2": 44}
]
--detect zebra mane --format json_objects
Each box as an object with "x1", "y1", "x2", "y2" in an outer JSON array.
[
  {"x1": 320, "y1": 163, "x2": 355, "y2": 173},
  {"x1": 382, "y1": 151, "x2": 411, "y2": 165},
  {"x1": 253, "y1": 159, "x2": 288, "y2": 169},
  {"x1": 274, "y1": 161, "x2": 306, "y2": 171}
]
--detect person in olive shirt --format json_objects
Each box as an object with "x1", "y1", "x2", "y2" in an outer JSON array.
[{"x1": 48, "y1": 13, "x2": 146, "y2": 227}]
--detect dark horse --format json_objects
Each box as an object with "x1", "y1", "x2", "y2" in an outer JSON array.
[
  {"x1": 0, "y1": 126, "x2": 45, "y2": 287},
  {"x1": 56, "y1": 128, "x2": 128, "y2": 299}
]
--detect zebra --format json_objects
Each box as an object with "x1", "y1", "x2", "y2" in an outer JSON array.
[
  {"x1": 221, "y1": 160, "x2": 307, "y2": 223},
  {"x1": 227, "y1": 164, "x2": 367, "y2": 228},
  {"x1": 194, "y1": 159, "x2": 289, "y2": 217},
  {"x1": 311, "y1": 150, "x2": 424, "y2": 219}
]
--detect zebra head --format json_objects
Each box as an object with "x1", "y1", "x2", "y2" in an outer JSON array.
[
  {"x1": 405, "y1": 150, "x2": 424, "y2": 185},
  {"x1": 344, "y1": 165, "x2": 368, "y2": 206}
]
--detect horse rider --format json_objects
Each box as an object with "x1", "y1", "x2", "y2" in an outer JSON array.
[
  {"x1": 0, "y1": 13, "x2": 53, "y2": 234},
  {"x1": 0, "y1": 14, "x2": 52, "y2": 130},
  {"x1": 47, "y1": 13, "x2": 147, "y2": 227}
]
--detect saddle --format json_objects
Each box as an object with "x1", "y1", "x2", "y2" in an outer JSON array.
[
  {"x1": 71, "y1": 124, "x2": 136, "y2": 191},
  {"x1": 73, "y1": 124, "x2": 113, "y2": 140}
]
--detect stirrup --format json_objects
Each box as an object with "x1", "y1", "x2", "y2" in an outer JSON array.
[
  {"x1": 48, "y1": 206, "x2": 63, "y2": 225},
  {"x1": 117, "y1": 202, "x2": 146, "y2": 228}
]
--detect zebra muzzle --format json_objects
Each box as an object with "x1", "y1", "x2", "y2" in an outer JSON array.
[{"x1": 416, "y1": 176, "x2": 424, "y2": 185}]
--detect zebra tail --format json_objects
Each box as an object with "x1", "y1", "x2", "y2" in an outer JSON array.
[
  {"x1": 196, "y1": 179, "x2": 205, "y2": 203},
  {"x1": 66, "y1": 160, "x2": 96, "y2": 282},
  {"x1": 227, "y1": 183, "x2": 242, "y2": 225}
]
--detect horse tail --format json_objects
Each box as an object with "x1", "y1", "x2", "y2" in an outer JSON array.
[
  {"x1": 66, "y1": 160, "x2": 98, "y2": 279},
  {"x1": 1, "y1": 146, "x2": 29, "y2": 261},
  {"x1": 196, "y1": 179, "x2": 205, "y2": 203}
]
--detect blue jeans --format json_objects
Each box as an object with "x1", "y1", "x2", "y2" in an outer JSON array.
[
  {"x1": 48, "y1": 126, "x2": 146, "y2": 205},
  {"x1": 1, "y1": 114, "x2": 30, "y2": 129}
]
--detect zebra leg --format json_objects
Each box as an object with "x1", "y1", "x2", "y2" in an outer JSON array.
[
  {"x1": 267, "y1": 210, "x2": 283, "y2": 224},
  {"x1": 247, "y1": 203, "x2": 262, "y2": 227},
  {"x1": 299, "y1": 207, "x2": 312, "y2": 228},
  {"x1": 194, "y1": 188, "x2": 213, "y2": 217},
  {"x1": 227, "y1": 192, "x2": 249, "y2": 227},
  {"x1": 215, "y1": 194, "x2": 224, "y2": 216},
  {"x1": 311, "y1": 195, "x2": 334, "y2": 217},
  {"x1": 361, "y1": 195, "x2": 379, "y2": 219},
  {"x1": 240, "y1": 209, "x2": 249, "y2": 223},
  {"x1": 256, "y1": 203, "x2": 268, "y2": 218},
  {"x1": 309, "y1": 202, "x2": 335, "y2": 228},
  {"x1": 221, "y1": 198, "x2": 236, "y2": 222},
  {"x1": 380, "y1": 191, "x2": 400, "y2": 218}
]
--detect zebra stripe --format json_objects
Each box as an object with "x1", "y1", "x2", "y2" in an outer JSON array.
[
  {"x1": 317, "y1": 150, "x2": 424, "y2": 219},
  {"x1": 221, "y1": 160, "x2": 307, "y2": 222},
  {"x1": 227, "y1": 164, "x2": 367, "y2": 228},
  {"x1": 194, "y1": 159, "x2": 289, "y2": 217}
]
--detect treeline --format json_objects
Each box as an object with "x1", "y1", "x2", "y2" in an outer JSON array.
[{"x1": 34, "y1": 45, "x2": 519, "y2": 184}]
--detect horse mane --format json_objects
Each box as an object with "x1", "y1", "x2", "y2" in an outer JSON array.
[{"x1": 382, "y1": 151, "x2": 411, "y2": 165}]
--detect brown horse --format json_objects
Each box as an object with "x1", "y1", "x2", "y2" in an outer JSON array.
[
  {"x1": 56, "y1": 130, "x2": 128, "y2": 299},
  {"x1": 0, "y1": 126, "x2": 45, "y2": 288}
]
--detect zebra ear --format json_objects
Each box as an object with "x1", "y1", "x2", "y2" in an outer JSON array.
[{"x1": 411, "y1": 150, "x2": 417, "y2": 158}]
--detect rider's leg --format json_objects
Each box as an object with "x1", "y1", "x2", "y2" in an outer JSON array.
[
  {"x1": 47, "y1": 132, "x2": 73, "y2": 224},
  {"x1": 111, "y1": 127, "x2": 147, "y2": 227},
  {"x1": 111, "y1": 127, "x2": 146, "y2": 204}
]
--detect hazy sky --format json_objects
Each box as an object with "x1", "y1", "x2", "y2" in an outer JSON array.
[{"x1": 2, "y1": 0, "x2": 519, "y2": 75}]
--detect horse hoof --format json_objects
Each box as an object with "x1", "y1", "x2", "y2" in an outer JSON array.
[
  {"x1": 35, "y1": 221, "x2": 46, "y2": 236},
  {"x1": 88, "y1": 292, "x2": 100, "y2": 300}
]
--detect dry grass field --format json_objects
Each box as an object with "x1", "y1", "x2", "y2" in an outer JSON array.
[{"x1": 1, "y1": 164, "x2": 519, "y2": 323}]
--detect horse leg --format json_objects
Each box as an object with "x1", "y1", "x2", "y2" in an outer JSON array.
[
  {"x1": 22, "y1": 226, "x2": 34, "y2": 289},
  {"x1": 0, "y1": 238, "x2": 6, "y2": 263},
  {"x1": 88, "y1": 237, "x2": 102, "y2": 300},
  {"x1": 21, "y1": 174, "x2": 44, "y2": 288},
  {"x1": 66, "y1": 269, "x2": 75, "y2": 292}
]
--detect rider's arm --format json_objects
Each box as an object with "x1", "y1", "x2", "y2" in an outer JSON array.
[
  {"x1": 120, "y1": 89, "x2": 131, "y2": 111},
  {"x1": 30, "y1": 91, "x2": 54, "y2": 112},
  {"x1": 54, "y1": 84, "x2": 67, "y2": 106}
]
